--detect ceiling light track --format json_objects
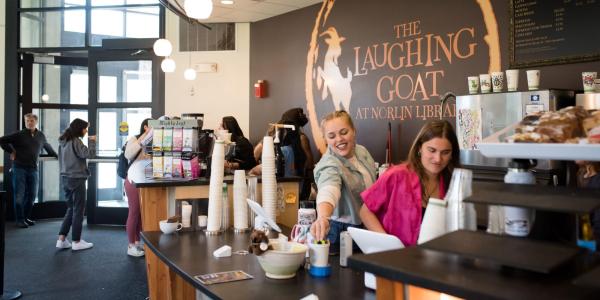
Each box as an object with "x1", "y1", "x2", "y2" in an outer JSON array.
[{"x1": 158, "y1": 0, "x2": 212, "y2": 30}]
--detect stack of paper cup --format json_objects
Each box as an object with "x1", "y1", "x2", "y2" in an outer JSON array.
[
  {"x1": 233, "y1": 170, "x2": 249, "y2": 231},
  {"x1": 181, "y1": 201, "x2": 192, "y2": 228},
  {"x1": 261, "y1": 136, "x2": 278, "y2": 223},
  {"x1": 247, "y1": 175, "x2": 259, "y2": 229},
  {"x1": 418, "y1": 197, "x2": 447, "y2": 244},
  {"x1": 207, "y1": 141, "x2": 225, "y2": 233}
]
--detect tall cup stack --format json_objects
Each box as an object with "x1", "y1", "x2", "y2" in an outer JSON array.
[
  {"x1": 233, "y1": 170, "x2": 249, "y2": 231},
  {"x1": 261, "y1": 136, "x2": 278, "y2": 223},
  {"x1": 207, "y1": 140, "x2": 225, "y2": 233}
]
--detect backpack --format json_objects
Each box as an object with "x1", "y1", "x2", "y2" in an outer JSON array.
[{"x1": 117, "y1": 143, "x2": 141, "y2": 179}]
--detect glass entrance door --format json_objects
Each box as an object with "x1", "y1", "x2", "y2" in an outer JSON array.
[
  {"x1": 20, "y1": 53, "x2": 91, "y2": 220},
  {"x1": 86, "y1": 49, "x2": 162, "y2": 225}
]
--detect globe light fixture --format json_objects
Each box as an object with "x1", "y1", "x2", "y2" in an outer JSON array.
[
  {"x1": 184, "y1": 68, "x2": 197, "y2": 80},
  {"x1": 184, "y1": 0, "x2": 213, "y2": 20},
  {"x1": 41, "y1": 94, "x2": 50, "y2": 102},
  {"x1": 161, "y1": 58, "x2": 176, "y2": 73},
  {"x1": 153, "y1": 39, "x2": 173, "y2": 57}
]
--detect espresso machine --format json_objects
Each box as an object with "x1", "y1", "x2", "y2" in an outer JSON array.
[
  {"x1": 455, "y1": 89, "x2": 575, "y2": 184},
  {"x1": 456, "y1": 90, "x2": 576, "y2": 241}
]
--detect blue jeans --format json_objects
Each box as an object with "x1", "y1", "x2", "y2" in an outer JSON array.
[
  {"x1": 326, "y1": 219, "x2": 362, "y2": 254},
  {"x1": 58, "y1": 177, "x2": 87, "y2": 241},
  {"x1": 12, "y1": 166, "x2": 38, "y2": 223}
]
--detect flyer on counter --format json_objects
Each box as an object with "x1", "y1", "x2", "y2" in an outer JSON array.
[{"x1": 194, "y1": 270, "x2": 253, "y2": 285}]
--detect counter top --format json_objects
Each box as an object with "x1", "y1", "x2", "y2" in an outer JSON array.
[
  {"x1": 133, "y1": 175, "x2": 302, "y2": 188},
  {"x1": 348, "y1": 235, "x2": 600, "y2": 300},
  {"x1": 141, "y1": 230, "x2": 374, "y2": 300}
]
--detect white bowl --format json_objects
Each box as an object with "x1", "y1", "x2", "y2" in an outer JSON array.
[{"x1": 255, "y1": 240, "x2": 308, "y2": 279}]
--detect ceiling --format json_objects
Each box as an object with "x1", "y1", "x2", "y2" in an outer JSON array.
[{"x1": 185, "y1": 0, "x2": 323, "y2": 23}]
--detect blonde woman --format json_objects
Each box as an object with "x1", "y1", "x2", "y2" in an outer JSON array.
[{"x1": 309, "y1": 111, "x2": 376, "y2": 253}]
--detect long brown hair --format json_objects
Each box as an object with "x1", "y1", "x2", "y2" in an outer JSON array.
[{"x1": 407, "y1": 120, "x2": 460, "y2": 193}]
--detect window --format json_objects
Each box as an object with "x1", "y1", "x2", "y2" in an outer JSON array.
[
  {"x1": 19, "y1": 1, "x2": 161, "y2": 48},
  {"x1": 180, "y1": 22, "x2": 236, "y2": 52},
  {"x1": 33, "y1": 64, "x2": 88, "y2": 104}
]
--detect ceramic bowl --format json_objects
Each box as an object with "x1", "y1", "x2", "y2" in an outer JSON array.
[{"x1": 255, "y1": 240, "x2": 308, "y2": 279}]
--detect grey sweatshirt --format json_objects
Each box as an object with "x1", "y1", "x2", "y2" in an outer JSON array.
[{"x1": 59, "y1": 138, "x2": 95, "y2": 178}]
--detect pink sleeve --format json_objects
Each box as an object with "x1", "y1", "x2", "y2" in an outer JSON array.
[{"x1": 361, "y1": 171, "x2": 397, "y2": 215}]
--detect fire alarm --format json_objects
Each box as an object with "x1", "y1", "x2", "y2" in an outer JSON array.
[{"x1": 254, "y1": 80, "x2": 267, "y2": 98}]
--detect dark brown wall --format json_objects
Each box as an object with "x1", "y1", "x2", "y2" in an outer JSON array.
[{"x1": 250, "y1": 0, "x2": 600, "y2": 163}]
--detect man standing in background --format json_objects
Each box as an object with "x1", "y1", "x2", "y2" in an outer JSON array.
[{"x1": 0, "y1": 113, "x2": 58, "y2": 228}]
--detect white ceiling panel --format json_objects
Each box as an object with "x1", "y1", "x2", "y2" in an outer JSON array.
[{"x1": 182, "y1": 0, "x2": 323, "y2": 23}]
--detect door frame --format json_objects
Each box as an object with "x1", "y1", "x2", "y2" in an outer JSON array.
[{"x1": 86, "y1": 41, "x2": 164, "y2": 225}]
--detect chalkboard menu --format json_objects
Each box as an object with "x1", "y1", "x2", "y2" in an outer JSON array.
[{"x1": 510, "y1": 0, "x2": 600, "y2": 68}]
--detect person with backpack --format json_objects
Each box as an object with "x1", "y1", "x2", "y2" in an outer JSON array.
[
  {"x1": 56, "y1": 118, "x2": 95, "y2": 251},
  {"x1": 122, "y1": 118, "x2": 153, "y2": 257}
]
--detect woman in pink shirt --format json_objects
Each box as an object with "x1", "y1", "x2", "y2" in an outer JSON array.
[{"x1": 359, "y1": 120, "x2": 460, "y2": 246}]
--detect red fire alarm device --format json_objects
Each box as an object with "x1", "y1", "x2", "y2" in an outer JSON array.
[{"x1": 254, "y1": 80, "x2": 267, "y2": 98}]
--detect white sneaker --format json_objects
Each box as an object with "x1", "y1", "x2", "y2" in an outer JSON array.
[
  {"x1": 127, "y1": 245, "x2": 145, "y2": 257},
  {"x1": 56, "y1": 239, "x2": 72, "y2": 249},
  {"x1": 72, "y1": 239, "x2": 94, "y2": 251}
]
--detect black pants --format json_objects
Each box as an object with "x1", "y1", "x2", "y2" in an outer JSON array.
[{"x1": 58, "y1": 177, "x2": 87, "y2": 241}]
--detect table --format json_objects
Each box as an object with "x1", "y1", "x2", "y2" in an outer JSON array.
[
  {"x1": 141, "y1": 230, "x2": 375, "y2": 300},
  {"x1": 134, "y1": 176, "x2": 302, "y2": 300}
]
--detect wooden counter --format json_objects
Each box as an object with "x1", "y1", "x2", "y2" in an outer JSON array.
[{"x1": 133, "y1": 175, "x2": 302, "y2": 300}]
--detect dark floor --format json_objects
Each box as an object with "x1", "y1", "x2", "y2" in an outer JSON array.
[{"x1": 4, "y1": 219, "x2": 148, "y2": 300}]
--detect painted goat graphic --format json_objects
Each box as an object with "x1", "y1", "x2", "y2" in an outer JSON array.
[{"x1": 317, "y1": 27, "x2": 353, "y2": 111}]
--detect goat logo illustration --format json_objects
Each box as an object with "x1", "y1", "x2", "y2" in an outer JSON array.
[
  {"x1": 316, "y1": 27, "x2": 353, "y2": 111},
  {"x1": 304, "y1": 0, "x2": 499, "y2": 154}
]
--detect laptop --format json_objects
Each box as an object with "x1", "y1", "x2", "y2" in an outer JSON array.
[{"x1": 347, "y1": 227, "x2": 405, "y2": 290}]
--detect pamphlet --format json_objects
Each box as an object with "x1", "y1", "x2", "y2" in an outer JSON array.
[{"x1": 194, "y1": 270, "x2": 253, "y2": 285}]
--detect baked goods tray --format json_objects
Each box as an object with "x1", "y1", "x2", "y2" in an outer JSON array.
[
  {"x1": 476, "y1": 122, "x2": 600, "y2": 161},
  {"x1": 477, "y1": 142, "x2": 600, "y2": 161}
]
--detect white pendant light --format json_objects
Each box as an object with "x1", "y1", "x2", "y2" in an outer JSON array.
[
  {"x1": 153, "y1": 39, "x2": 172, "y2": 57},
  {"x1": 184, "y1": 68, "x2": 197, "y2": 80},
  {"x1": 185, "y1": 0, "x2": 213, "y2": 20},
  {"x1": 161, "y1": 58, "x2": 176, "y2": 73}
]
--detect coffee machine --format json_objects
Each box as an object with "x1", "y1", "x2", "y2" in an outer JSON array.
[
  {"x1": 455, "y1": 90, "x2": 576, "y2": 241},
  {"x1": 455, "y1": 89, "x2": 575, "y2": 184}
]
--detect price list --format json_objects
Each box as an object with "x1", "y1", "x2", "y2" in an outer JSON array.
[{"x1": 511, "y1": 0, "x2": 600, "y2": 67}]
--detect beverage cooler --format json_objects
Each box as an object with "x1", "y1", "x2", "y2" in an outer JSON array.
[{"x1": 455, "y1": 89, "x2": 575, "y2": 185}]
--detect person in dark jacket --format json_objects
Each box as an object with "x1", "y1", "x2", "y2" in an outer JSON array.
[
  {"x1": 56, "y1": 119, "x2": 95, "y2": 251},
  {"x1": 221, "y1": 116, "x2": 257, "y2": 171},
  {"x1": 0, "y1": 113, "x2": 57, "y2": 228}
]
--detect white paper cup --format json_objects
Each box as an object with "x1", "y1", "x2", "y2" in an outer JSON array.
[
  {"x1": 198, "y1": 215, "x2": 208, "y2": 227},
  {"x1": 309, "y1": 242, "x2": 330, "y2": 267},
  {"x1": 159, "y1": 220, "x2": 183, "y2": 234},
  {"x1": 526, "y1": 70, "x2": 540, "y2": 90},
  {"x1": 506, "y1": 69, "x2": 519, "y2": 91},
  {"x1": 504, "y1": 206, "x2": 535, "y2": 237},
  {"x1": 491, "y1": 71, "x2": 504, "y2": 92},
  {"x1": 479, "y1": 74, "x2": 491, "y2": 93},
  {"x1": 181, "y1": 204, "x2": 193, "y2": 228},
  {"x1": 582, "y1": 72, "x2": 597, "y2": 93},
  {"x1": 467, "y1": 76, "x2": 479, "y2": 94}
]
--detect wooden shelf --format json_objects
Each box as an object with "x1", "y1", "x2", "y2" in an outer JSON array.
[
  {"x1": 421, "y1": 230, "x2": 582, "y2": 274},
  {"x1": 463, "y1": 182, "x2": 600, "y2": 213}
]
